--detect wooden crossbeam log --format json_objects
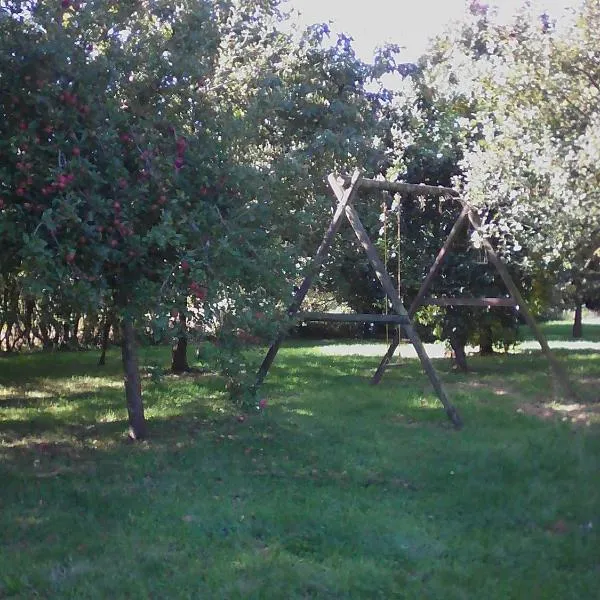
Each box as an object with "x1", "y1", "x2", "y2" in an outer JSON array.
[
  {"x1": 340, "y1": 175, "x2": 458, "y2": 198},
  {"x1": 423, "y1": 297, "x2": 517, "y2": 307},
  {"x1": 298, "y1": 312, "x2": 410, "y2": 324}
]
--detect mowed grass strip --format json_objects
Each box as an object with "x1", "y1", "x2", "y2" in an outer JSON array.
[{"x1": 1, "y1": 323, "x2": 599, "y2": 599}]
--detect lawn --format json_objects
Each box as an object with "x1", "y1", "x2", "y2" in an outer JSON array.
[{"x1": 1, "y1": 320, "x2": 599, "y2": 599}]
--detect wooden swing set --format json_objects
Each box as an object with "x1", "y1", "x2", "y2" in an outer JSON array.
[{"x1": 255, "y1": 170, "x2": 577, "y2": 428}]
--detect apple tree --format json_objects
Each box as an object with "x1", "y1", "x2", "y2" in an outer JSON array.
[{"x1": 0, "y1": 0, "x2": 293, "y2": 438}]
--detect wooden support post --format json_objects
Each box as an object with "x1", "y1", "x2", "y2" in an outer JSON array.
[
  {"x1": 467, "y1": 210, "x2": 580, "y2": 401},
  {"x1": 371, "y1": 333, "x2": 402, "y2": 386},
  {"x1": 254, "y1": 170, "x2": 363, "y2": 388},
  {"x1": 328, "y1": 179, "x2": 463, "y2": 428},
  {"x1": 372, "y1": 204, "x2": 469, "y2": 385}
]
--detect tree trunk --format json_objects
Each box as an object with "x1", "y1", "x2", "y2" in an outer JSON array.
[
  {"x1": 53, "y1": 324, "x2": 60, "y2": 348},
  {"x1": 572, "y1": 303, "x2": 583, "y2": 339},
  {"x1": 98, "y1": 312, "x2": 112, "y2": 366},
  {"x1": 121, "y1": 317, "x2": 147, "y2": 440},
  {"x1": 479, "y1": 325, "x2": 495, "y2": 355},
  {"x1": 171, "y1": 311, "x2": 190, "y2": 373},
  {"x1": 39, "y1": 315, "x2": 52, "y2": 350},
  {"x1": 23, "y1": 297, "x2": 35, "y2": 349},
  {"x1": 61, "y1": 321, "x2": 71, "y2": 349},
  {"x1": 81, "y1": 312, "x2": 98, "y2": 346},
  {"x1": 4, "y1": 321, "x2": 14, "y2": 352},
  {"x1": 72, "y1": 313, "x2": 81, "y2": 346},
  {"x1": 449, "y1": 335, "x2": 469, "y2": 372}
]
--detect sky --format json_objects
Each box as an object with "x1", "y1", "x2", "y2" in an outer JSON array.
[{"x1": 284, "y1": 0, "x2": 581, "y2": 62}]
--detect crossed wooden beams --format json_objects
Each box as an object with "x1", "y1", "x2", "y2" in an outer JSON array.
[{"x1": 255, "y1": 170, "x2": 577, "y2": 428}]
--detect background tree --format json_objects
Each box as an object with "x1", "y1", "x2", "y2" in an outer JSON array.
[
  {"x1": 367, "y1": 5, "x2": 524, "y2": 368},
  {"x1": 458, "y1": 0, "x2": 600, "y2": 337}
]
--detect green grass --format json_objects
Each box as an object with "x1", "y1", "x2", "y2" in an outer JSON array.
[
  {"x1": 1, "y1": 321, "x2": 599, "y2": 599},
  {"x1": 522, "y1": 316, "x2": 600, "y2": 342}
]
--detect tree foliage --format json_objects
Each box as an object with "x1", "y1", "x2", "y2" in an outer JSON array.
[
  {"x1": 0, "y1": 0, "x2": 397, "y2": 436},
  {"x1": 458, "y1": 0, "x2": 600, "y2": 322}
]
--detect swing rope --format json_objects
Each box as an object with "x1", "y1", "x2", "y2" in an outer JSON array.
[
  {"x1": 382, "y1": 200, "x2": 389, "y2": 344},
  {"x1": 382, "y1": 193, "x2": 403, "y2": 346},
  {"x1": 396, "y1": 196, "x2": 401, "y2": 340}
]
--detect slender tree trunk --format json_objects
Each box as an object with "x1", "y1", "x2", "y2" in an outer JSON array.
[
  {"x1": 6, "y1": 283, "x2": 20, "y2": 351},
  {"x1": 39, "y1": 315, "x2": 52, "y2": 350},
  {"x1": 449, "y1": 335, "x2": 469, "y2": 372},
  {"x1": 121, "y1": 317, "x2": 146, "y2": 440},
  {"x1": 61, "y1": 321, "x2": 71, "y2": 349},
  {"x1": 171, "y1": 311, "x2": 190, "y2": 373},
  {"x1": 52, "y1": 323, "x2": 60, "y2": 348},
  {"x1": 72, "y1": 313, "x2": 81, "y2": 347},
  {"x1": 4, "y1": 321, "x2": 14, "y2": 352},
  {"x1": 479, "y1": 325, "x2": 495, "y2": 355},
  {"x1": 81, "y1": 312, "x2": 98, "y2": 346},
  {"x1": 98, "y1": 314, "x2": 112, "y2": 366},
  {"x1": 23, "y1": 297, "x2": 35, "y2": 349},
  {"x1": 1, "y1": 284, "x2": 10, "y2": 352},
  {"x1": 572, "y1": 303, "x2": 583, "y2": 339}
]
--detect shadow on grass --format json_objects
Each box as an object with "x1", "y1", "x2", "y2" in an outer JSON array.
[
  {"x1": 0, "y1": 350, "x2": 123, "y2": 384},
  {"x1": 0, "y1": 344, "x2": 596, "y2": 497},
  {"x1": 1, "y1": 345, "x2": 596, "y2": 442}
]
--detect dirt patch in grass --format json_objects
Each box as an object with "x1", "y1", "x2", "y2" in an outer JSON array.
[
  {"x1": 517, "y1": 375, "x2": 600, "y2": 426},
  {"x1": 449, "y1": 376, "x2": 600, "y2": 426},
  {"x1": 516, "y1": 398, "x2": 600, "y2": 426}
]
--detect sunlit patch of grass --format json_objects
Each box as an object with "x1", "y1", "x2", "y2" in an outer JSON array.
[
  {"x1": 98, "y1": 410, "x2": 119, "y2": 423},
  {"x1": 291, "y1": 408, "x2": 314, "y2": 417},
  {"x1": 0, "y1": 387, "x2": 53, "y2": 399},
  {"x1": 408, "y1": 395, "x2": 442, "y2": 410}
]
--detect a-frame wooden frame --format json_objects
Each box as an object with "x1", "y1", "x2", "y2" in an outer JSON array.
[
  {"x1": 364, "y1": 179, "x2": 578, "y2": 402},
  {"x1": 256, "y1": 171, "x2": 462, "y2": 428},
  {"x1": 255, "y1": 170, "x2": 577, "y2": 429}
]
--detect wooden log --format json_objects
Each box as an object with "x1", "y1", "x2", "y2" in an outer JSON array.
[
  {"x1": 329, "y1": 180, "x2": 462, "y2": 428},
  {"x1": 372, "y1": 204, "x2": 470, "y2": 385},
  {"x1": 340, "y1": 175, "x2": 459, "y2": 198},
  {"x1": 423, "y1": 297, "x2": 517, "y2": 307},
  {"x1": 255, "y1": 170, "x2": 363, "y2": 388},
  {"x1": 298, "y1": 312, "x2": 410, "y2": 324},
  {"x1": 467, "y1": 210, "x2": 580, "y2": 401}
]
